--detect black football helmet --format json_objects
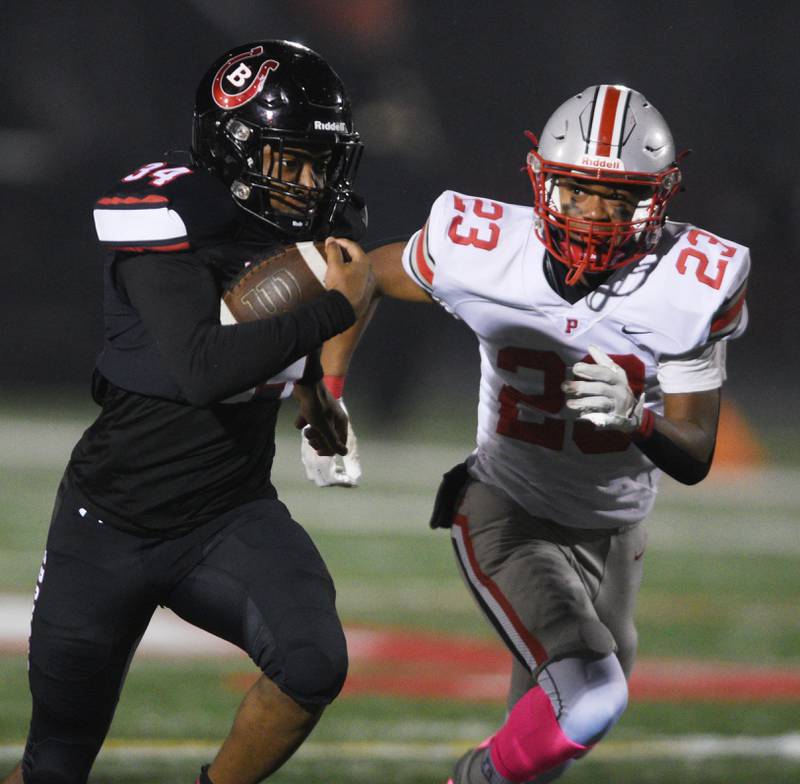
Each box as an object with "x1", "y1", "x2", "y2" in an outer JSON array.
[{"x1": 192, "y1": 40, "x2": 363, "y2": 239}]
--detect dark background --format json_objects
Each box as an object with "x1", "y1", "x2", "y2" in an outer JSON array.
[{"x1": 1, "y1": 1, "x2": 795, "y2": 437}]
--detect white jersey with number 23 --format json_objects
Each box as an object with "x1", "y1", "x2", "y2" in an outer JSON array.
[{"x1": 401, "y1": 191, "x2": 750, "y2": 529}]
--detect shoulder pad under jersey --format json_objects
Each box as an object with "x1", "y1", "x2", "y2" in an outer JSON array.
[
  {"x1": 661, "y1": 223, "x2": 751, "y2": 345},
  {"x1": 402, "y1": 190, "x2": 455, "y2": 294},
  {"x1": 93, "y1": 157, "x2": 239, "y2": 253},
  {"x1": 403, "y1": 189, "x2": 528, "y2": 298}
]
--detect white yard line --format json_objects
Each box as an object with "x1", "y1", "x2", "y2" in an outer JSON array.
[
  {"x1": 3, "y1": 417, "x2": 800, "y2": 557},
  {"x1": 0, "y1": 596, "x2": 468, "y2": 657},
  {"x1": 0, "y1": 595, "x2": 243, "y2": 658},
  {"x1": 1, "y1": 735, "x2": 800, "y2": 762},
  {"x1": 3, "y1": 413, "x2": 800, "y2": 506}
]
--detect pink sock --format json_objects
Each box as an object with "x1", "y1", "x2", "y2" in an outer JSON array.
[{"x1": 489, "y1": 685, "x2": 589, "y2": 782}]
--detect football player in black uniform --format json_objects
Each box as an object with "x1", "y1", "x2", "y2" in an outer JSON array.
[{"x1": 2, "y1": 41, "x2": 374, "y2": 784}]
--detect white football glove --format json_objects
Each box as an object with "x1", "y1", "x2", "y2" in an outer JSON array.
[
  {"x1": 301, "y1": 398, "x2": 362, "y2": 487},
  {"x1": 563, "y1": 345, "x2": 644, "y2": 432}
]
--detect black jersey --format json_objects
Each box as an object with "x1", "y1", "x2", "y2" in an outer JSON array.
[{"x1": 67, "y1": 157, "x2": 356, "y2": 537}]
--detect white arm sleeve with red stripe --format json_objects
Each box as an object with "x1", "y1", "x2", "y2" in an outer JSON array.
[
  {"x1": 400, "y1": 191, "x2": 451, "y2": 297},
  {"x1": 707, "y1": 263, "x2": 749, "y2": 343},
  {"x1": 657, "y1": 341, "x2": 727, "y2": 393},
  {"x1": 656, "y1": 239, "x2": 750, "y2": 393}
]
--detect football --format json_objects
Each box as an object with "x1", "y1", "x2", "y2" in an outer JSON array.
[{"x1": 222, "y1": 241, "x2": 328, "y2": 323}]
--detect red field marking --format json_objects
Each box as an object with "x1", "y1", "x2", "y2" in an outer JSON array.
[
  {"x1": 631, "y1": 659, "x2": 800, "y2": 702},
  {"x1": 227, "y1": 626, "x2": 800, "y2": 703}
]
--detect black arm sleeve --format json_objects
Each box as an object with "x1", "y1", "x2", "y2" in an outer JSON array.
[
  {"x1": 634, "y1": 432, "x2": 714, "y2": 485},
  {"x1": 631, "y1": 387, "x2": 721, "y2": 486},
  {"x1": 117, "y1": 253, "x2": 355, "y2": 406}
]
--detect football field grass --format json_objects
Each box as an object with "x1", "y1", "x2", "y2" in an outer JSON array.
[{"x1": 1, "y1": 403, "x2": 799, "y2": 782}]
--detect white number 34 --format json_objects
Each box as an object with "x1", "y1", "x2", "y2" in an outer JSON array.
[{"x1": 123, "y1": 162, "x2": 192, "y2": 187}]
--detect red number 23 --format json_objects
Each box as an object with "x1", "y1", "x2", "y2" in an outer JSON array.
[
  {"x1": 496, "y1": 347, "x2": 645, "y2": 454},
  {"x1": 447, "y1": 194, "x2": 503, "y2": 251},
  {"x1": 675, "y1": 229, "x2": 736, "y2": 290}
]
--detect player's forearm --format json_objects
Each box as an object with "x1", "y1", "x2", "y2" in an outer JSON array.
[
  {"x1": 634, "y1": 393, "x2": 719, "y2": 485},
  {"x1": 321, "y1": 296, "x2": 380, "y2": 377},
  {"x1": 120, "y1": 255, "x2": 355, "y2": 405},
  {"x1": 321, "y1": 240, "x2": 427, "y2": 378},
  {"x1": 635, "y1": 425, "x2": 713, "y2": 484},
  {"x1": 295, "y1": 348, "x2": 323, "y2": 387},
  {"x1": 174, "y1": 292, "x2": 356, "y2": 405}
]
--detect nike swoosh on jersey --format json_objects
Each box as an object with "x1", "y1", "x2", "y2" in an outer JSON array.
[{"x1": 621, "y1": 325, "x2": 652, "y2": 334}]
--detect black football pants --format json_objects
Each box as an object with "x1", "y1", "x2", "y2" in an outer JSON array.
[{"x1": 21, "y1": 481, "x2": 347, "y2": 784}]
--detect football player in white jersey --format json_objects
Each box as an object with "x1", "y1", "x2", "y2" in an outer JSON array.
[{"x1": 304, "y1": 85, "x2": 749, "y2": 784}]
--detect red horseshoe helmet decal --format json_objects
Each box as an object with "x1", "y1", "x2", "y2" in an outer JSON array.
[{"x1": 211, "y1": 46, "x2": 280, "y2": 109}]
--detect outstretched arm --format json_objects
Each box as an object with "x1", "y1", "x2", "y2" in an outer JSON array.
[
  {"x1": 301, "y1": 240, "x2": 433, "y2": 487},
  {"x1": 321, "y1": 241, "x2": 432, "y2": 377}
]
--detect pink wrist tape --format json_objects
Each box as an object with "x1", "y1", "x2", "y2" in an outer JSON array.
[{"x1": 323, "y1": 375, "x2": 346, "y2": 399}]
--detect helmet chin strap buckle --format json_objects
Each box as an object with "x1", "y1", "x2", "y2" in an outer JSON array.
[{"x1": 564, "y1": 258, "x2": 589, "y2": 286}]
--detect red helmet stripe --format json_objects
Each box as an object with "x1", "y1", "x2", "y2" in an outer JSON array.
[{"x1": 595, "y1": 86, "x2": 622, "y2": 156}]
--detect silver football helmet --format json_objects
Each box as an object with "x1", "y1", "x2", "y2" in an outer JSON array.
[{"x1": 527, "y1": 85, "x2": 682, "y2": 284}]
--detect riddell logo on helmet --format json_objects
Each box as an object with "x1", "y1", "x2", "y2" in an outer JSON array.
[
  {"x1": 314, "y1": 120, "x2": 348, "y2": 132},
  {"x1": 580, "y1": 155, "x2": 625, "y2": 170}
]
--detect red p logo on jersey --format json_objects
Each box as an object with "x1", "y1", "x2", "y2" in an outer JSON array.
[
  {"x1": 565, "y1": 318, "x2": 579, "y2": 334},
  {"x1": 212, "y1": 46, "x2": 279, "y2": 109}
]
